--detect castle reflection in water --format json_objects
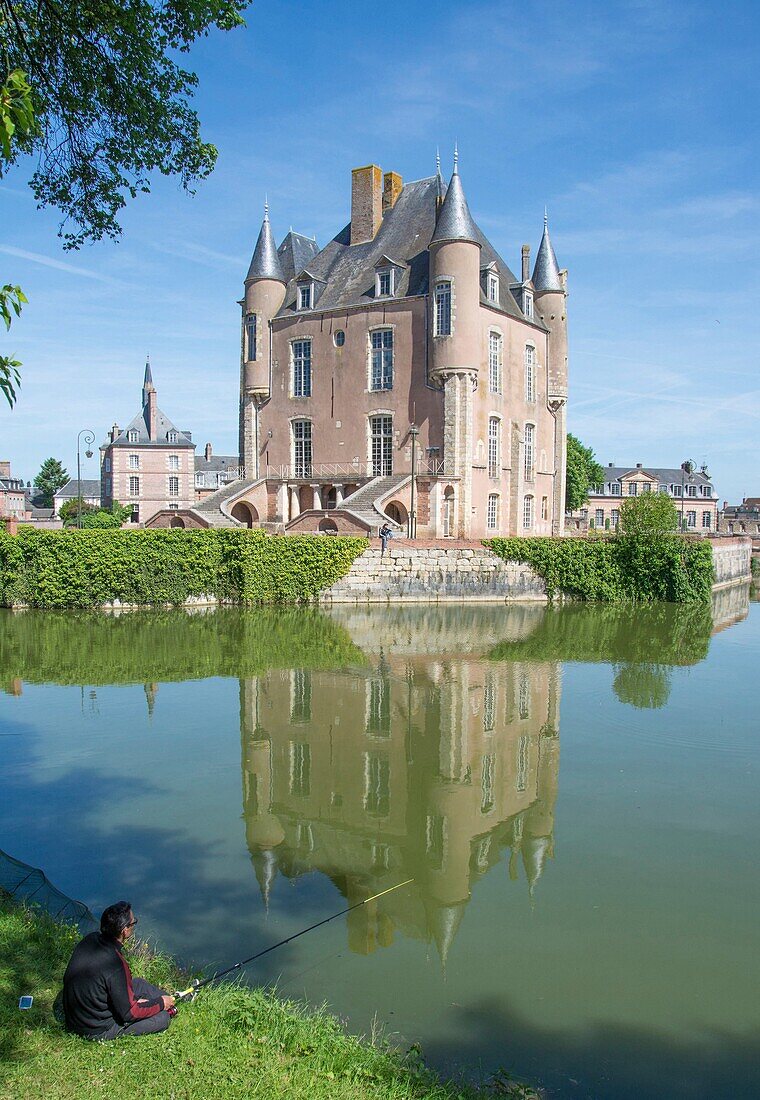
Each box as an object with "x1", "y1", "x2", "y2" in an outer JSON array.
[{"x1": 240, "y1": 608, "x2": 561, "y2": 965}]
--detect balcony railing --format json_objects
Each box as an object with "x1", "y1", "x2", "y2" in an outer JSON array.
[{"x1": 194, "y1": 467, "x2": 246, "y2": 489}]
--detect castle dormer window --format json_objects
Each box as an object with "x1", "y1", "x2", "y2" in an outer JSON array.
[
  {"x1": 376, "y1": 268, "x2": 394, "y2": 297},
  {"x1": 167, "y1": 430, "x2": 178, "y2": 443},
  {"x1": 298, "y1": 283, "x2": 313, "y2": 310},
  {"x1": 524, "y1": 291, "x2": 533, "y2": 319},
  {"x1": 127, "y1": 429, "x2": 139, "y2": 443},
  {"x1": 487, "y1": 273, "x2": 499, "y2": 303}
]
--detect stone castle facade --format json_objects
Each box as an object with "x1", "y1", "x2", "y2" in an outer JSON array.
[{"x1": 193, "y1": 154, "x2": 569, "y2": 539}]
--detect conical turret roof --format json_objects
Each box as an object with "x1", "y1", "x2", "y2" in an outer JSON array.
[
  {"x1": 246, "y1": 203, "x2": 286, "y2": 283},
  {"x1": 430, "y1": 151, "x2": 480, "y2": 247},
  {"x1": 532, "y1": 211, "x2": 562, "y2": 292}
]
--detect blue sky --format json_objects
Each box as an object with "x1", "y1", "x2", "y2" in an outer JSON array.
[{"x1": 1, "y1": 0, "x2": 758, "y2": 500}]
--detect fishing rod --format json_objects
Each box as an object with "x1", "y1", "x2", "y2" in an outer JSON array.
[{"x1": 174, "y1": 877, "x2": 414, "y2": 1002}]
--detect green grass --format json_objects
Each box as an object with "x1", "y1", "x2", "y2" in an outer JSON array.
[{"x1": 0, "y1": 897, "x2": 539, "y2": 1099}]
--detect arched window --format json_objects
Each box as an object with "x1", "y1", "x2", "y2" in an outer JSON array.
[
  {"x1": 522, "y1": 494, "x2": 534, "y2": 530},
  {"x1": 524, "y1": 423, "x2": 535, "y2": 480},
  {"x1": 525, "y1": 345, "x2": 536, "y2": 403},
  {"x1": 488, "y1": 332, "x2": 502, "y2": 394},
  {"x1": 488, "y1": 417, "x2": 500, "y2": 479},
  {"x1": 443, "y1": 486, "x2": 455, "y2": 537}
]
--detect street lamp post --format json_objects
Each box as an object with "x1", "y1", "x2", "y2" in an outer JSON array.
[
  {"x1": 77, "y1": 429, "x2": 95, "y2": 529},
  {"x1": 408, "y1": 424, "x2": 419, "y2": 539}
]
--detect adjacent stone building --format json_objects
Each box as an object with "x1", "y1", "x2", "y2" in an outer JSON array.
[
  {"x1": 100, "y1": 362, "x2": 195, "y2": 525},
  {"x1": 198, "y1": 154, "x2": 569, "y2": 538},
  {"x1": 0, "y1": 461, "x2": 29, "y2": 521},
  {"x1": 567, "y1": 462, "x2": 718, "y2": 533},
  {"x1": 719, "y1": 497, "x2": 760, "y2": 537}
]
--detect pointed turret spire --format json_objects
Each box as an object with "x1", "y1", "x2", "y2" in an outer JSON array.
[
  {"x1": 143, "y1": 355, "x2": 153, "y2": 388},
  {"x1": 142, "y1": 355, "x2": 155, "y2": 412},
  {"x1": 430, "y1": 150, "x2": 480, "y2": 246},
  {"x1": 532, "y1": 209, "x2": 563, "y2": 292},
  {"x1": 246, "y1": 201, "x2": 286, "y2": 283}
]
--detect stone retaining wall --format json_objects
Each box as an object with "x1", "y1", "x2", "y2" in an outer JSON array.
[
  {"x1": 320, "y1": 545, "x2": 548, "y2": 604},
  {"x1": 710, "y1": 536, "x2": 752, "y2": 589}
]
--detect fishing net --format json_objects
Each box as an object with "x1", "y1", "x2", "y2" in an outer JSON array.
[{"x1": 0, "y1": 847, "x2": 97, "y2": 933}]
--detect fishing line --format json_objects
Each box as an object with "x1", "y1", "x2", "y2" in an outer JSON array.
[{"x1": 175, "y1": 878, "x2": 414, "y2": 1001}]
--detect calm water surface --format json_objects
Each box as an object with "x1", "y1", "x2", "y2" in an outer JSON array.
[{"x1": 1, "y1": 588, "x2": 759, "y2": 1098}]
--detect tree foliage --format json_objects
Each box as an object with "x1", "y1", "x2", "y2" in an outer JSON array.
[
  {"x1": 619, "y1": 492, "x2": 680, "y2": 536},
  {"x1": 79, "y1": 502, "x2": 133, "y2": 529},
  {"x1": 566, "y1": 434, "x2": 605, "y2": 511},
  {"x1": 0, "y1": 0, "x2": 248, "y2": 247},
  {"x1": 32, "y1": 458, "x2": 68, "y2": 507}
]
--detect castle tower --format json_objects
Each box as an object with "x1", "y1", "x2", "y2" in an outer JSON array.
[
  {"x1": 428, "y1": 151, "x2": 481, "y2": 538},
  {"x1": 532, "y1": 211, "x2": 568, "y2": 534},
  {"x1": 239, "y1": 203, "x2": 287, "y2": 478},
  {"x1": 142, "y1": 357, "x2": 157, "y2": 440}
]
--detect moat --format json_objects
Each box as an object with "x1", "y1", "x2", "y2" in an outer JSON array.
[{"x1": 1, "y1": 589, "x2": 758, "y2": 1098}]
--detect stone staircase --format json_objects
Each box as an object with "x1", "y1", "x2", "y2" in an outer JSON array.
[
  {"x1": 340, "y1": 475, "x2": 409, "y2": 533},
  {"x1": 192, "y1": 478, "x2": 261, "y2": 527}
]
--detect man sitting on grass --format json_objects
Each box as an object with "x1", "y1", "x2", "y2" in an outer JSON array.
[{"x1": 62, "y1": 900, "x2": 175, "y2": 1040}]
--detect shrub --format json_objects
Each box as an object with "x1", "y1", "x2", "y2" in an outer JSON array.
[
  {"x1": 0, "y1": 528, "x2": 367, "y2": 609},
  {"x1": 619, "y1": 492, "x2": 680, "y2": 536}
]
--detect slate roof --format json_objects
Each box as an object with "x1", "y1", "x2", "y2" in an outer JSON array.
[
  {"x1": 430, "y1": 165, "x2": 480, "y2": 246},
  {"x1": 56, "y1": 479, "x2": 101, "y2": 499},
  {"x1": 532, "y1": 213, "x2": 562, "y2": 293},
  {"x1": 246, "y1": 207, "x2": 285, "y2": 283},
  {"x1": 275, "y1": 175, "x2": 537, "y2": 325},
  {"x1": 277, "y1": 232, "x2": 319, "y2": 285},
  {"x1": 105, "y1": 406, "x2": 194, "y2": 449},
  {"x1": 591, "y1": 465, "x2": 715, "y2": 496},
  {"x1": 194, "y1": 454, "x2": 239, "y2": 474}
]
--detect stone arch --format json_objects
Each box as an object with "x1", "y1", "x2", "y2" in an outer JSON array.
[
  {"x1": 231, "y1": 501, "x2": 258, "y2": 528},
  {"x1": 385, "y1": 500, "x2": 407, "y2": 527},
  {"x1": 323, "y1": 485, "x2": 337, "y2": 509},
  {"x1": 318, "y1": 518, "x2": 338, "y2": 535},
  {"x1": 169, "y1": 515, "x2": 185, "y2": 528}
]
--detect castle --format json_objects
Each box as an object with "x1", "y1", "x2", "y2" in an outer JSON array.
[{"x1": 192, "y1": 153, "x2": 569, "y2": 539}]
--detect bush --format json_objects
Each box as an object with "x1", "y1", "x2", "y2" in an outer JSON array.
[
  {"x1": 0, "y1": 528, "x2": 367, "y2": 609},
  {"x1": 485, "y1": 534, "x2": 713, "y2": 602},
  {"x1": 619, "y1": 492, "x2": 680, "y2": 536}
]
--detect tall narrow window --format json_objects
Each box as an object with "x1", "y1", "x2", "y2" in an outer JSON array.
[
  {"x1": 434, "y1": 280, "x2": 452, "y2": 336},
  {"x1": 487, "y1": 493, "x2": 499, "y2": 530},
  {"x1": 516, "y1": 735, "x2": 529, "y2": 791},
  {"x1": 488, "y1": 417, "x2": 500, "y2": 479},
  {"x1": 377, "y1": 269, "x2": 393, "y2": 296},
  {"x1": 370, "y1": 330, "x2": 393, "y2": 391},
  {"x1": 298, "y1": 284, "x2": 312, "y2": 310},
  {"x1": 487, "y1": 273, "x2": 499, "y2": 303},
  {"x1": 289, "y1": 742, "x2": 311, "y2": 796},
  {"x1": 129, "y1": 476, "x2": 140, "y2": 495},
  {"x1": 524, "y1": 423, "x2": 535, "y2": 480},
  {"x1": 525, "y1": 346, "x2": 536, "y2": 402},
  {"x1": 130, "y1": 505, "x2": 139, "y2": 523},
  {"x1": 541, "y1": 495, "x2": 548, "y2": 521},
  {"x1": 481, "y1": 753, "x2": 495, "y2": 814},
  {"x1": 246, "y1": 313, "x2": 257, "y2": 361},
  {"x1": 488, "y1": 332, "x2": 502, "y2": 394},
  {"x1": 168, "y1": 476, "x2": 179, "y2": 496},
  {"x1": 292, "y1": 420, "x2": 313, "y2": 478},
  {"x1": 426, "y1": 813, "x2": 445, "y2": 870},
  {"x1": 367, "y1": 677, "x2": 391, "y2": 736},
  {"x1": 518, "y1": 673, "x2": 531, "y2": 720},
  {"x1": 291, "y1": 668, "x2": 312, "y2": 723},
  {"x1": 483, "y1": 675, "x2": 496, "y2": 732},
  {"x1": 524, "y1": 291, "x2": 534, "y2": 319},
  {"x1": 522, "y1": 494, "x2": 534, "y2": 529},
  {"x1": 364, "y1": 753, "x2": 390, "y2": 817},
  {"x1": 370, "y1": 415, "x2": 393, "y2": 476},
  {"x1": 292, "y1": 340, "x2": 312, "y2": 397}
]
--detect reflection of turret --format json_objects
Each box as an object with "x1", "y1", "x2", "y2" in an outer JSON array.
[
  {"x1": 241, "y1": 679, "x2": 284, "y2": 909},
  {"x1": 521, "y1": 710, "x2": 560, "y2": 899},
  {"x1": 251, "y1": 848, "x2": 279, "y2": 912},
  {"x1": 144, "y1": 682, "x2": 158, "y2": 717},
  {"x1": 425, "y1": 898, "x2": 467, "y2": 970}
]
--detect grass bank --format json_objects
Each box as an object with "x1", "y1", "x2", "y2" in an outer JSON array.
[{"x1": 0, "y1": 897, "x2": 537, "y2": 1099}]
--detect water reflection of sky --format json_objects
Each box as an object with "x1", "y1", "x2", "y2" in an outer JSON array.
[{"x1": 1, "y1": 593, "x2": 758, "y2": 1099}]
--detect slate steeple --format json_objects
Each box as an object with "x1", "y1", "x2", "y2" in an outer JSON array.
[
  {"x1": 246, "y1": 201, "x2": 286, "y2": 284},
  {"x1": 532, "y1": 209, "x2": 563, "y2": 292},
  {"x1": 430, "y1": 148, "x2": 480, "y2": 247}
]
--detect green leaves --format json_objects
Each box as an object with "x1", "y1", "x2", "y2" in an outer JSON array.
[
  {"x1": 0, "y1": 284, "x2": 27, "y2": 406},
  {"x1": 0, "y1": 68, "x2": 35, "y2": 164},
  {"x1": 566, "y1": 434, "x2": 605, "y2": 511}
]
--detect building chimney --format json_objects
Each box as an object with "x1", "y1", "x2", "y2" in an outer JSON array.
[
  {"x1": 0, "y1": 460, "x2": 11, "y2": 479},
  {"x1": 521, "y1": 244, "x2": 530, "y2": 282},
  {"x1": 636, "y1": 462, "x2": 642, "y2": 468},
  {"x1": 351, "y1": 165, "x2": 383, "y2": 245},
  {"x1": 146, "y1": 391, "x2": 158, "y2": 440},
  {"x1": 608, "y1": 462, "x2": 613, "y2": 467},
  {"x1": 723, "y1": 500, "x2": 728, "y2": 510},
  {"x1": 382, "y1": 171, "x2": 402, "y2": 214},
  {"x1": 111, "y1": 424, "x2": 120, "y2": 442},
  {"x1": 205, "y1": 442, "x2": 213, "y2": 461}
]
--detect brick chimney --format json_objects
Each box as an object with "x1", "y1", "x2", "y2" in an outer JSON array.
[
  {"x1": 111, "y1": 424, "x2": 120, "y2": 443},
  {"x1": 351, "y1": 165, "x2": 383, "y2": 245},
  {"x1": 521, "y1": 244, "x2": 530, "y2": 282},
  {"x1": 0, "y1": 460, "x2": 11, "y2": 478},
  {"x1": 382, "y1": 171, "x2": 402, "y2": 214},
  {"x1": 205, "y1": 442, "x2": 213, "y2": 461}
]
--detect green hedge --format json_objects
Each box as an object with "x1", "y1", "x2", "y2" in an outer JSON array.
[
  {"x1": 0, "y1": 528, "x2": 367, "y2": 609},
  {"x1": 485, "y1": 534, "x2": 714, "y2": 602}
]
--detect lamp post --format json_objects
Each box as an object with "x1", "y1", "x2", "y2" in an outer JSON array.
[
  {"x1": 77, "y1": 429, "x2": 95, "y2": 529},
  {"x1": 408, "y1": 424, "x2": 419, "y2": 539}
]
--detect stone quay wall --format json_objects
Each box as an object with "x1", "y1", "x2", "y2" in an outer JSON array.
[
  {"x1": 320, "y1": 542, "x2": 548, "y2": 604},
  {"x1": 710, "y1": 536, "x2": 753, "y2": 589}
]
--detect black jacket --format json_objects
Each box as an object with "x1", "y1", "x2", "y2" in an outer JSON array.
[{"x1": 62, "y1": 931, "x2": 163, "y2": 1037}]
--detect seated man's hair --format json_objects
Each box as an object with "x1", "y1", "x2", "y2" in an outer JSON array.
[{"x1": 100, "y1": 901, "x2": 133, "y2": 938}]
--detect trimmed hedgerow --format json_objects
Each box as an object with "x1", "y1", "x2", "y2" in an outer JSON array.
[
  {"x1": 0, "y1": 528, "x2": 367, "y2": 609},
  {"x1": 484, "y1": 535, "x2": 713, "y2": 602}
]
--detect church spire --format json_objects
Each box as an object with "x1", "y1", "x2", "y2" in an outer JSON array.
[
  {"x1": 246, "y1": 201, "x2": 286, "y2": 284},
  {"x1": 532, "y1": 209, "x2": 563, "y2": 292},
  {"x1": 430, "y1": 148, "x2": 480, "y2": 246}
]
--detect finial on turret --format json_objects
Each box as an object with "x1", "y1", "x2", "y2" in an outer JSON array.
[
  {"x1": 436, "y1": 147, "x2": 441, "y2": 174},
  {"x1": 453, "y1": 141, "x2": 459, "y2": 173},
  {"x1": 264, "y1": 196, "x2": 269, "y2": 222},
  {"x1": 544, "y1": 205, "x2": 548, "y2": 230},
  {"x1": 143, "y1": 354, "x2": 153, "y2": 387}
]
